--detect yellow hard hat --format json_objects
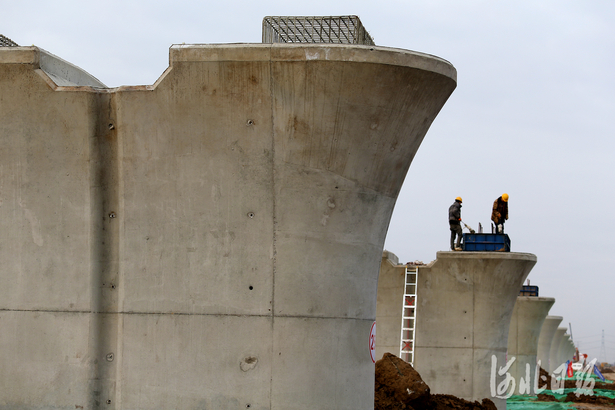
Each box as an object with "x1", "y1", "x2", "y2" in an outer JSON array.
[
  {"x1": 502, "y1": 193, "x2": 509, "y2": 202},
  {"x1": 455, "y1": 197, "x2": 462, "y2": 203}
]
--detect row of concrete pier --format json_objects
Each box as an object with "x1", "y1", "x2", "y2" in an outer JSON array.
[{"x1": 377, "y1": 250, "x2": 579, "y2": 409}]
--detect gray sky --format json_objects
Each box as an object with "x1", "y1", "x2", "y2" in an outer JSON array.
[{"x1": 4, "y1": 0, "x2": 614, "y2": 362}]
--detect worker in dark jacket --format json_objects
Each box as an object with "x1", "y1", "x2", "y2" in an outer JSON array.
[
  {"x1": 449, "y1": 197, "x2": 463, "y2": 251},
  {"x1": 491, "y1": 193, "x2": 509, "y2": 233}
]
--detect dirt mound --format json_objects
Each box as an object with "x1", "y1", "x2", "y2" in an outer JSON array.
[
  {"x1": 375, "y1": 353, "x2": 497, "y2": 410},
  {"x1": 430, "y1": 394, "x2": 497, "y2": 410},
  {"x1": 603, "y1": 368, "x2": 615, "y2": 374},
  {"x1": 375, "y1": 352, "x2": 431, "y2": 409},
  {"x1": 563, "y1": 391, "x2": 615, "y2": 405},
  {"x1": 561, "y1": 378, "x2": 615, "y2": 391},
  {"x1": 538, "y1": 367, "x2": 552, "y2": 389},
  {"x1": 537, "y1": 393, "x2": 559, "y2": 402}
]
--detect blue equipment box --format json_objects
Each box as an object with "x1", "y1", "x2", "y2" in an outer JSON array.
[
  {"x1": 519, "y1": 285, "x2": 539, "y2": 296},
  {"x1": 462, "y1": 233, "x2": 510, "y2": 252}
]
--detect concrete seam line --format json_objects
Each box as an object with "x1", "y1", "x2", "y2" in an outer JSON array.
[{"x1": 0, "y1": 309, "x2": 374, "y2": 321}]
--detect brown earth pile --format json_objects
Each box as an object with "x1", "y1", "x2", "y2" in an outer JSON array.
[
  {"x1": 563, "y1": 391, "x2": 615, "y2": 405},
  {"x1": 430, "y1": 395, "x2": 497, "y2": 410},
  {"x1": 375, "y1": 353, "x2": 497, "y2": 410},
  {"x1": 537, "y1": 393, "x2": 559, "y2": 402},
  {"x1": 563, "y1": 379, "x2": 615, "y2": 391},
  {"x1": 602, "y1": 369, "x2": 614, "y2": 374},
  {"x1": 538, "y1": 367, "x2": 552, "y2": 389}
]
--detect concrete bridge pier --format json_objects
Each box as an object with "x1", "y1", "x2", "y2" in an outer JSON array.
[
  {"x1": 549, "y1": 328, "x2": 569, "y2": 373},
  {"x1": 413, "y1": 251, "x2": 537, "y2": 410},
  {"x1": 507, "y1": 296, "x2": 555, "y2": 394},
  {"x1": 0, "y1": 44, "x2": 457, "y2": 410},
  {"x1": 536, "y1": 316, "x2": 563, "y2": 374}
]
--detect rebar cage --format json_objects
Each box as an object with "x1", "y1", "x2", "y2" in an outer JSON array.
[
  {"x1": 262, "y1": 16, "x2": 375, "y2": 46},
  {"x1": 0, "y1": 34, "x2": 19, "y2": 47}
]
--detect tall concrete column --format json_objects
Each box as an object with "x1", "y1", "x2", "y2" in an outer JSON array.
[
  {"x1": 507, "y1": 296, "x2": 555, "y2": 393},
  {"x1": 537, "y1": 315, "x2": 563, "y2": 372},
  {"x1": 0, "y1": 44, "x2": 456, "y2": 409},
  {"x1": 549, "y1": 328, "x2": 568, "y2": 373},
  {"x1": 413, "y1": 251, "x2": 537, "y2": 410},
  {"x1": 375, "y1": 251, "x2": 406, "y2": 361}
]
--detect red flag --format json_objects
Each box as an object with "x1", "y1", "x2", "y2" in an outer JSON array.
[{"x1": 567, "y1": 361, "x2": 574, "y2": 377}]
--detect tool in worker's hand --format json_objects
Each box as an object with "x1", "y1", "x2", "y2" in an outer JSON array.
[{"x1": 460, "y1": 220, "x2": 475, "y2": 234}]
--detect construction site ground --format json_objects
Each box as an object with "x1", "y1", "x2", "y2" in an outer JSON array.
[{"x1": 375, "y1": 353, "x2": 615, "y2": 410}]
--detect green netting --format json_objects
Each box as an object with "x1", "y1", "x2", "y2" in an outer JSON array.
[
  {"x1": 562, "y1": 371, "x2": 614, "y2": 383},
  {"x1": 506, "y1": 396, "x2": 575, "y2": 410},
  {"x1": 593, "y1": 388, "x2": 615, "y2": 398},
  {"x1": 507, "y1": 387, "x2": 615, "y2": 410}
]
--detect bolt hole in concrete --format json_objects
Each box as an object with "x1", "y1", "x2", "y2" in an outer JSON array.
[
  {"x1": 247, "y1": 212, "x2": 254, "y2": 218},
  {"x1": 246, "y1": 405, "x2": 251, "y2": 408},
  {"x1": 111, "y1": 284, "x2": 115, "y2": 289},
  {"x1": 106, "y1": 400, "x2": 111, "y2": 404},
  {"x1": 246, "y1": 119, "x2": 254, "y2": 126},
  {"x1": 249, "y1": 286, "x2": 253, "y2": 290},
  {"x1": 108, "y1": 124, "x2": 114, "y2": 130},
  {"x1": 109, "y1": 212, "x2": 116, "y2": 218}
]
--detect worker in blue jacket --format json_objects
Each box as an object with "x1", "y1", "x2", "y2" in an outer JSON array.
[{"x1": 449, "y1": 197, "x2": 463, "y2": 251}]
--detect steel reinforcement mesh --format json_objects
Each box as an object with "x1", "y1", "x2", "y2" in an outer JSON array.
[
  {"x1": 0, "y1": 34, "x2": 19, "y2": 47},
  {"x1": 262, "y1": 16, "x2": 375, "y2": 46}
]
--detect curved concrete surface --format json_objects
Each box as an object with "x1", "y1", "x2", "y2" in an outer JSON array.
[
  {"x1": 537, "y1": 315, "x2": 563, "y2": 372},
  {"x1": 557, "y1": 336, "x2": 573, "y2": 367},
  {"x1": 507, "y1": 296, "x2": 555, "y2": 394},
  {"x1": 413, "y1": 251, "x2": 537, "y2": 410},
  {"x1": 0, "y1": 44, "x2": 456, "y2": 409},
  {"x1": 549, "y1": 328, "x2": 568, "y2": 373},
  {"x1": 554, "y1": 332, "x2": 572, "y2": 373}
]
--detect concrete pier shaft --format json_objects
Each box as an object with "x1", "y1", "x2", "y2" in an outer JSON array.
[
  {"x1": 556, "y1": 336, "x2": 573, "y2": 366},
  {"x1": 0, "y1": 44, "x2": 456, "y2": 409},
  {"x1": 537, "y1": 315, "x2": 563, "y2": 372},
  {"x1": 507, "y1": 296, "x2": 555, "y2": 393},
  {"x1": 549, "y1": 327, "x2": 568, "y2": 373},
  {"x1": 413, "y1": 251, "x2": 537, "y2": 410}
]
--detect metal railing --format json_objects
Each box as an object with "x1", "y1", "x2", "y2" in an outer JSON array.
[{"x1": 262, "y1": 16, "x2": 374, "y2": 46}]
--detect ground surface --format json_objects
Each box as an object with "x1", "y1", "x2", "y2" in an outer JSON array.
[{"x1": 375, "y1": 354, "x2": 615, "y2": 409}]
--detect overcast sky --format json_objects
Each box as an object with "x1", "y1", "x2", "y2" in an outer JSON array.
[{"x1": 3, "y1": 1, "x2": 614, "y2": 362}]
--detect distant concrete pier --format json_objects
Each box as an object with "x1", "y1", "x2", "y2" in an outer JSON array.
[
  {"x1": 413, "y1": 251, "x2": 537, "y2": 410},
  {"x1": 549, "y1": 328, "x2": 569, "y2": 373},
  {"x1": 0, "y1": 43, "x2": 456, "y2": 409},
  {"x1": 507, "y1": 296, "x2": 555, "y2": 393},
  {"x1": 537, "y1": 315, "x2": 563, "y2": 373}
]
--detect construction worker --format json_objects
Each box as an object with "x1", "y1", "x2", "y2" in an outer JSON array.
[
  {"x1": 449, "y1": 197, "x2": 463, "y2": 251},
  {"x1": 491, "y1": 193, "x2": 509, "y2": 233}
]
